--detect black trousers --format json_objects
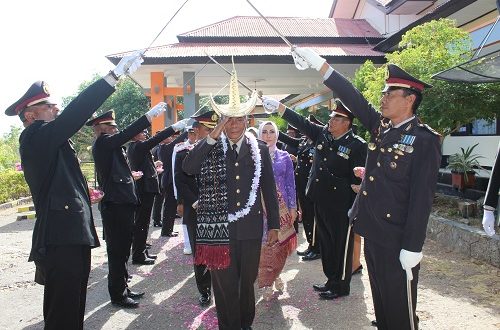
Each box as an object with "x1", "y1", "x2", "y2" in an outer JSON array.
[
  {"x1": 39, "y1": 245, "x2": 90, "y2": 330},
  {"x1": 132, "y1": 192, "x2": 155, "y2": 261},
  {"x1": 211, "y1": 239, "x2": 261, "y2": 330},
  {"x1": 161, "y1": 183, "x2": 177, "y2": 235},
  {"x1": 315, "y1": 203, "x2": 353, "y2": 294},
  {"x1": 101, "y1": 203, "x2": 135, "y2": 301},
  {"x1": 364, "y1": 239, "x2": 419, "y2": 330},
  {"x1": 297, "y1": 181, "x2": 318, "y2": 253},
  {"x1": 186, "y1": 217, "x2": 211, "y2": 295},
  {"x1": 152, "y1": 192, "x2": 164, "y2": 225}
]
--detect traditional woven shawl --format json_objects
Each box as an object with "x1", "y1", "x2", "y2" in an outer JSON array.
[{"x1": 194, "y1": 139, "x2": 230, "y2": 269}]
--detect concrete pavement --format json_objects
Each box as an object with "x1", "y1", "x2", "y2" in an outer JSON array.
[{"x1": 0, "y1": 205, "x2": 498, "y2": 329}]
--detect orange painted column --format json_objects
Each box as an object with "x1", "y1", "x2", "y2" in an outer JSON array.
[{"x1": 150, "y1": 72, "x2": 165, "y2": 135}]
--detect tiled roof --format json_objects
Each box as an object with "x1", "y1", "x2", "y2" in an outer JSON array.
[
  {"x1": 108, "y1": 43, "x2": 384, "y2": 60},
  {"x1": 178, "y1": 16, "x2": 382, "y2": 39}
]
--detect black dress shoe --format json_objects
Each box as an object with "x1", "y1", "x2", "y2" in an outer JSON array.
[
  {"x1": 352, "y1": 265, "x2": 363, "y2": 275},
  {"x1": 111, "y1": 297, "x2": 139, "y2": 308},
  {"x1": 132, "y1": 257, "x2": 155, "y2": 265},
  {"x1": 371, "y1": 320, "x2": 377, "y2": 327},
  {"x1": 302, "y1": 251, "x2": 321, "y2": 261},
  {"x1": 199, "y1": 292, "x2": 211, "y2": 306},
  {"x1": 296, "y1": 248, "x2": 310, "y2": 256},
  {"x1": 319, "y1": 290, "x2": 349, "y2": 300},
  {"x1": 312, "y1": 283, "x2": 330, "y2": 292},
  {"x1": 153, "y1": 222, "x2": 162, "y2": 227},
  {"x1": 146, "y1": 252, "x2": 157, "y2": 260},
  {"x1": 127, "y1": 290, "x2": 145, "y2": 299},
  {"x1": 161, "y1": 232, "x2": 179, "y2": 237}
]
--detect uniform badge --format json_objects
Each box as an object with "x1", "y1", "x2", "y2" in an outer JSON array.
[
  {"x1": 211, "y1": 113, "x2": 219, "y2": 121},
  {"x1": 42, "y1": 82, "x2": 50, "y2": 95},
  {"x1": 400, "y1": 134, "x2": 416, "y2": 146},
  {"x1": 337, "y1": 145, "x2": 351, "y2": 159},
  {"x1": 368, "y1": 142, "x2": 376, "y2": 151}
]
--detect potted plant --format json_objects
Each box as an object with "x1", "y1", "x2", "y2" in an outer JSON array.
[{"x1": 447, "y1": 143, "x2": 483, "y2": 191}]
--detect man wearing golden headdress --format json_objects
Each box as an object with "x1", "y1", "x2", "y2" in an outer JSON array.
[{"x1": 182, "y1": 63, "x2": 280, "y2": 330}]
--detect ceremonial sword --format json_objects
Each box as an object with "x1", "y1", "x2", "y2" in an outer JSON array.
[
  {"x1": 122, "y1": 0, "x2": 192, "y2": 73},
  {"x1": 406, "y1": 268, "x2": 416, "y2": 330},
  {"x1": 203, "y1": 51, "x2": 260, "y2": 97}
]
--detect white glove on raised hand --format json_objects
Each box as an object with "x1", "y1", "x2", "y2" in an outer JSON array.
[
  {"x1": 482, "y1": 210, "x2": 496, "y2": 236},
  {"x1": 261, "y1": 97, "x2": 281, "y2": 114},
  {"x1": 291, "y1": 47, "x2": 326, "y2": 71},
  {"x1": 171, "y1": 118, "x2": 190, "y2": 132},
  {"x1": 113, "y1": 50, "x2": 144, "y2": 77},
  {"x1": 146, "y1": 102, "x2": 167, "y2": 121},
  {"x1": 399, "y1": 249, "x2": 423, "y2": 281}
]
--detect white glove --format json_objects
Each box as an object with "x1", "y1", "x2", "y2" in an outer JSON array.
[
  {"x1": 261, "y1": 97, "x2": 281, "y2": 114},
  {"x1": 482, "y1": 209, "x2": 496, "y2": 236},
  {"x1": 146, "y1": 102, "x2": 167, "y2": 120},
  {"x1": 171, "y1": 118, "x2": 190, "y2": 132},
  {"x1": 399, "y1": 249, "x2": 423, "y2": 281},
  {"x1": 113, "y1": 50, "x2": 144, "y2": 77},
  {"x1": 291, "y1": 47, "x2": 326, "y2": 71}
]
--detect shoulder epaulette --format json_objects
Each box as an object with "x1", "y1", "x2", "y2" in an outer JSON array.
[{"x1": 418, "y1": 123, "x2": 441, "y2": 136}]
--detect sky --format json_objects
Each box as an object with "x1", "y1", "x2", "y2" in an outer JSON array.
[{"x1": 0, "y1": 0, "x2": 332, "y2": 135}]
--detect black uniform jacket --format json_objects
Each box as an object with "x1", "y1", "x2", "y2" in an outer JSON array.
[
  {"x1": 182, "y1": 136, "x2": 280, "y2": 240},
  {"x1": 157, "y1": 132, "x2": 188, "y2": 190},
  {"x1": 127, "y1": 126, "x2": 176, "y2": 194},
  {"x1": 93, "y1": 116, "x2": 150, "y2": 205},
  {"x1": 324, "y1": 70, "x2": 441, "y2": 252},
  {"x1": 20, "y1": 78, "x2": 114, "y2": 263},
  {"x1": 174, "y1": 146, "x2": 198, "y2": 227},
  {"x1": 279, "y1": 132, "x2": 315, "y2": 184},
  {"x1": 282, "y1": 109, "x2": 367, "y2": 209}
]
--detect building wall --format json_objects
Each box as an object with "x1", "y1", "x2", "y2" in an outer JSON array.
[{"x1": 442, "y1": 135, "x2": 500, "y2": 168}]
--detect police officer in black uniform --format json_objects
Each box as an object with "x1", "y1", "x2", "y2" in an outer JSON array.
[
  {"x1": 127, "y1": 119, "x2": 189, "y2": 264},
  {"x1": 174, "y1": 111, "x2": 218, "y2": 307},
  {"x1": 263, "y1": 98, "x2": 367, "y2": 300},
  {"x1": 278, "y1": 115, "x2": 322, "y2": 261},
  {"x1": 290, "y1": 47, "x2": 441, "y2": 329},
  {"x1": 89, "y1": 103, "x2": 167, "y2": 308},
  {"x1": 4, "y1": 52, "x2": 143, "y2": 328},
  {"x1": 157, "y1": 130, "x2": 188, "y2": 237}
]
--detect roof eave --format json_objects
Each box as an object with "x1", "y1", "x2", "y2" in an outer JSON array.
[{"x1": 373, "y1": 0, "x2": 477, "y2": 52}]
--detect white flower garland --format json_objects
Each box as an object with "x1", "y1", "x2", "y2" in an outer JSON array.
[{"x1": 221, "y1": 132, "x2": 262, "y2": 222}]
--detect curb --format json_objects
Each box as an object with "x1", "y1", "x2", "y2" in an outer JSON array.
[
  {"x1": 0, "y1": 196, "x2": 32, "y2": 211},
  {"x1": 16, "y1": 212, "x2": 36, "y2": 221},
  {"x1": 427, "y1": 213, "x2": 500, "y2": 268}
]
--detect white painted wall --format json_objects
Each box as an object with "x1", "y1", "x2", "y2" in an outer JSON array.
[{"x1": 442, "y1": 135, "x2": 500, "y2": 167}]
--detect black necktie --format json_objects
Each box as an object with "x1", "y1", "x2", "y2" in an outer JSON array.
[{"x1": 232, "y1": 144, "x2": 238, "y2": 159}]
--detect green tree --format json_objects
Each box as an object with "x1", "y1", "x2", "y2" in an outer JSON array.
[
  {"x1": 352, "y1": 18, "x2": 500, "y2": 135},
  {"x1": 0, "y1": 126, "x2": 22, "y2": 170},
  {"x1": 61, "y1": 75, "x2": 150, "y2": 161}
]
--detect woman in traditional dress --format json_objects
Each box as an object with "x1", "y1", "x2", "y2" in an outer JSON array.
[{"x1": 257, "y1": 121, "x2": 297, "y2": 301}]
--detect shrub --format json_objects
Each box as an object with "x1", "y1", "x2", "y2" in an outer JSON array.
[{"x1": 0, "y1": 170, "x2": 30, "y2": 204}]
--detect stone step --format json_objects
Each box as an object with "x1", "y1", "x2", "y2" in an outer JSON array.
[
  {"x1": 17, "y1": 205, "x2": 35, "y2": 213},
  {"x1": 16, "y1": 211, "x2": 36, "y2": 221}
]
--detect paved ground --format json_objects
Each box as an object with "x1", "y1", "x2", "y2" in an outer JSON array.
[{"x1": 0, "y1": 205, "x2": 499, "y2": 330}]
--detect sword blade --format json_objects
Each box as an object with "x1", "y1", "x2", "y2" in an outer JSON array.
[
  {"x1": 406, "y1": 276, "x2": 416, "y2": 330},
  {"x1": 245, "y1": 0, "x2": 294, "y2": 49},
  {"x1": 203, "y1": 51, "x2": 256, "y2": 95}
]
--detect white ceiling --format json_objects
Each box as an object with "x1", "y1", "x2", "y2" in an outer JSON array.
[{"x1": 130, "y1": 62, "x2": 365, "y2": 97}]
